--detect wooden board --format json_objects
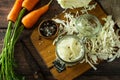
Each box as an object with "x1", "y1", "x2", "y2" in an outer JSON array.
[{"x1": 30, "y1": 1, "x2": 107, "y2": 80}]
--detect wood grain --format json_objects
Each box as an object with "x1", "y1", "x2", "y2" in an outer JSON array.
[
  {"x1": 0, "y1": 0, "x2": 120, "y2": 80},
  {"x1": 30, "y1": 1, "x2": 108, "y2": 80}
]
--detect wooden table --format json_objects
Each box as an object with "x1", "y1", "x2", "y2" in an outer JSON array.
[{"x1": 0, "y1": 0, "x2": 120, "y2": 80}]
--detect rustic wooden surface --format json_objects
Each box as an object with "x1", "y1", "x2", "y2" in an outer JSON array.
[
  {"x1": 30, "y1": 1, "x2": 108, "y2": 79},
  {"x1": 0, "y1": 0, "x2": 120, "y2": 80}
]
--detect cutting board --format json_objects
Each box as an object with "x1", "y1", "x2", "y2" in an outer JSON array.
[{"x1": 30, "y1": 1, "x2": 107, "y2": 80}]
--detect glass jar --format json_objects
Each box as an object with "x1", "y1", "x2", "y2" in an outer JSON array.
[
  {"x1": 53, "y1": 35, "x2": 85, "y2": 72},
  {"x1": 75, "y1": 14, "x2": 102, "y2": 37}
]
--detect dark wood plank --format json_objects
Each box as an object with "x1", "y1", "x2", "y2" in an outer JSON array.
[
  {"x1": 75, "y1": 76, "x2": 120, "y2": 80},
  {"x1": 0, "y1": 29, "x2": 5, "y2": 53},
  {"x1": 0, "y1": 0, "x2": 14, "y2": 28},
  {"x1": 21, "y1": 36, "x2": 55, "y2": 80},
  {"x1": 97, "y1": 0, "x2": 120, "y2": 27},
  {"x1": 0, "y1": 0, "x2": 120, "y2": 80}
]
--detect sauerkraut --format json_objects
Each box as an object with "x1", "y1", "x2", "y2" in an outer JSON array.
[
  {"x1": 53, "y1": 12, "x2": 120, "y2": 70},
  {"x1": 56, "y1": 36, "x2": 84, "y2": 62}
]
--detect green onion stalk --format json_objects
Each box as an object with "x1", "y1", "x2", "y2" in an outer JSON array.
[{"x1": 0, "y1": 8, "x2": 27, "y2": 80}]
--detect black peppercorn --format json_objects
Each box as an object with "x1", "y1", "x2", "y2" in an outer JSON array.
[{"x1": 38, "y1": 19, "x2": 58, "y2": 39}]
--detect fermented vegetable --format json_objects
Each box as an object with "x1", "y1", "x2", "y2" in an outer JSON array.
[
  {"x1": 56, "y1": 35, "x2": 84, "y2": 62},
  {"x1": 53, "y1": 12, "x2": 120, "y2": 70}
]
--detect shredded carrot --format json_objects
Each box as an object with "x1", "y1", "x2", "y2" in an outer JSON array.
[
  {"x1": 22, "y1": 0, "x2": 39, "y2": 11},
  {"x1": 7, "y1": 0, "x2": 24, "y2": 22},
  {"x1": 22, "y1": 0, "x2": 53, "y2": 29}
]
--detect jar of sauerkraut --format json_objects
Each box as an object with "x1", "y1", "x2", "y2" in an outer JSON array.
[
  {"x1": 76, "y1": 14, "x2": 101, "y2": 37},
  {"x1": 53, "y1": 35, "x2": 85, "y2": 72}
]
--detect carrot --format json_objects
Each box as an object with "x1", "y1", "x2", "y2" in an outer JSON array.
[
  {"x1": 22, "y1": 0, "x2": 39, "y2": 11},
  {"x1": 1, "y1": 0, "x2": 40, "y2": 80},
  {"x1": 22, "y1": 0, "x2": 53, "y2": 29},
  {"x1": 7, "y1": 0, "x2": 39, "y2": 22},
  {"x1": 7, "y1": 0, "x2": 24, "y2": 22}
]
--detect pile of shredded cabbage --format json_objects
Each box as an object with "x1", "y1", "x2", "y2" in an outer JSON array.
[
  {"x1": 57, "y1": 0, "x2": 92, "y2": 9},
  {"x1": 53, "y1": 13, "x2": 120, "y2": 70}
]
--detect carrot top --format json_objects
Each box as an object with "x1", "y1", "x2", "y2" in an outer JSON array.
[{"x1": 1, "y1": 0, "x2": 42, "y2": 80}]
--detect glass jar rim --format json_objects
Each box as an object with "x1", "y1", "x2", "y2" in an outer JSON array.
[{"x1": 75, "y1": 14, "x2": 102, "y2": 37}]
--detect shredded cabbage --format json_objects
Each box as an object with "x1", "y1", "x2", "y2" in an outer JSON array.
[
  {"x1": 57, "y1": 0, "x2": 92, "y2": 9},
  {"x1": 53, "y1": 12, "x2": 120, "y2": 70},
  {"x1": 81, "y1": 3, "x2": 97, "y2": 14},
  {"x1": 56, "y1": 36, "x2": 83, "y2": 62}
]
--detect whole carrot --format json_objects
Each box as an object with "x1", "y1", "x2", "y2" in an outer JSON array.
[
  {"x1": 7, "y1": 0, "x2": 39, "y2": 22},
  {"x1": 0, "y1": 0, "x2": 40, "y2": 80},
  {"x1": 13, "y1": 0, "x2": 40, "y2": 30},
  {"x1": 22, "y1": 0, "x2": 39, "y2": 11},
  {"x1": 22, "y1": 0, "x2": 53, "y2": 29},
  {"x1": 7, "y1": 0, "x2": 24, "y2": 22}
]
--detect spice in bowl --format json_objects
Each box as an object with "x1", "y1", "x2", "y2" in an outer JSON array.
[{"x1": 38, "y1": 19, "x2": 58, "y2": 38}]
